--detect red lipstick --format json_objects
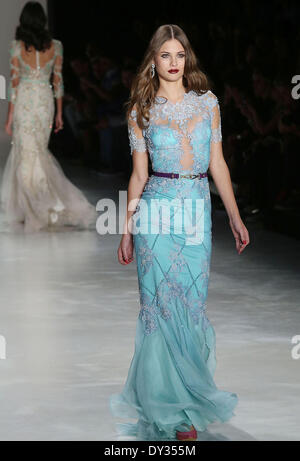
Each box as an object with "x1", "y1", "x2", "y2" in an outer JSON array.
[{"x1": 168, "y1": 69, "x2": 179, "y2": 74}]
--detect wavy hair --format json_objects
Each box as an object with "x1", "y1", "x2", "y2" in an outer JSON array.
[
  {"x1": 126, "y1": 24, "x2": 211, "y2": 129},
  {"x1": 15, "y1": 1, "x2": 52, "y2": 52}
]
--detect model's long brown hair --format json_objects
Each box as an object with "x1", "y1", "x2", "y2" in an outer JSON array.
[{"x1": 126, "y1": 24, "x2": 211, "y2": 129}]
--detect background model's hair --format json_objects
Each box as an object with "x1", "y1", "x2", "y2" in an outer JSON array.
[{"x1": 15, "y1": 1, "x2": 52, "y2": 52}]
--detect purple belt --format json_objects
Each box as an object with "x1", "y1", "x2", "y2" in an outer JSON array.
[{"x1": 152, "y1": 171, "x2": 208, "y2": 179}]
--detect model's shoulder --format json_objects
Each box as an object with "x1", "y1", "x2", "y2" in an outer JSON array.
[
  {"x1": 128, "y1": 103, "x2": 145, "y2": 119},
  {"x1": 9, "y1": 39, "x2": 20, "y2": 54},
  {"x1": 189, "y1": 89, "x2": 215, "y2": 101},
  {"x1": 128, "y1": 104, "x2": 149, "y2": 131},
  {"x1": 200, "y1": 90, "x2": 220, "y2": 110},
  {"x1": 128, "y1": 103, "x2": 138, "y2": 120},
  {"x1": 52, "y1": 39, "x2": 63, "y2": 53},
  {"x1": 197, "y1": 89, "x2": 218, "y2": 100},
  {"x1": 208, "y1": 89, "x2": 219, "y2": 100}
]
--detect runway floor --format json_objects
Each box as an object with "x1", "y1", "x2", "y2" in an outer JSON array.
[{"x1": 0, "y1": 157, "x2": 299, "y2": 441}]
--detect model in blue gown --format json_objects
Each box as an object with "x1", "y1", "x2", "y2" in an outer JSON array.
[{"x1": 110, "y1": 89, "x2": 238, "y2": 440}]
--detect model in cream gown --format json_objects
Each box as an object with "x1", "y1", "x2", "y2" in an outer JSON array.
[{"x1": 1, "y1": 39, "x2": 97, "y2": 232}]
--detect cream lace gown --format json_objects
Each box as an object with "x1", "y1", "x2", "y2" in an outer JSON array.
[{"x1": 1, "y1": 39, "x2": 97, "y2": 232}]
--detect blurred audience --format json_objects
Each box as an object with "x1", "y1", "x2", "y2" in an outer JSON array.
[{"x1": 56, "y1": 0, "x2": 300, "y2": 227}]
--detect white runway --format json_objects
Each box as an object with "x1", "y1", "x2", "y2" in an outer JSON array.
[{"x1": 0, "y1": 155, "x2": 299, "y2": 441}]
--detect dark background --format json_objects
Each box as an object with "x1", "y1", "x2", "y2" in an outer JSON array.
[
  {"x1": 46, "y1": 0, "x2": 300, "y2": 238},
  {"x1": 47, "y1": 0, "x2": 298, "y2": 78}
]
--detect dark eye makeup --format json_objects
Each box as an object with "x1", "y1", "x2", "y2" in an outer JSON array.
[{"x1": 161, "y1": 53, "x2": 185, "y2": 58}]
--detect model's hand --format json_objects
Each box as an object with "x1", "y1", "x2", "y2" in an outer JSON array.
[
  {"x1": 5, "y1": 120, "x2": 13, "y2": 136},
  {"x1": 229, "y1": 216, "x2": 250, "y2": 255},
  {"x1": 118, "y1": 233, "x2": 134, "y2": 265},
  {"x1": 54, "y1": 113, "x2": 64, "y2": 133}
]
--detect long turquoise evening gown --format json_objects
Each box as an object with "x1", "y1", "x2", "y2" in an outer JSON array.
[{"x1": 110, "y1": 89, "x2": 238, "y2": 440}]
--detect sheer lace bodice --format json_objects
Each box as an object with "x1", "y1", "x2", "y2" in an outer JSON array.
[
  {"x1": 128, "y1": 90, "x2": 222, "y2": 175},
  {"x1": 8, "y1": 39, "x2": 64, "y2": 103}
]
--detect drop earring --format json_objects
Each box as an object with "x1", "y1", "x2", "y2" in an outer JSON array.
[{"x1": 151, "y1": 63, "x2": 155, "y2": 78}]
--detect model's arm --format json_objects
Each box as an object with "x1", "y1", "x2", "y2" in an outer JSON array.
[
  {"x1": 5, "y1": 40, "x2": 20, "y2": 136},
  {"x1": 118, "y1": 106, "x2": 149, "y2": 265},
  {"x1": 52, "y1": 40, "x2": 64, "y2": 133},
  {"x1": 208, "y1": 93, "x2": 250, "y2": 254}
]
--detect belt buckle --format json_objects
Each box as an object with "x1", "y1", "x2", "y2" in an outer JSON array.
[
  {"x1": 187, "y1": 174, "x2": 199, "y2": 179},
  {"x1": 180, "y1": 173, "x2": 194, "y2": 179},
  {"x1": 181, "y1": 173, "x2": 205, "y2": 179}
]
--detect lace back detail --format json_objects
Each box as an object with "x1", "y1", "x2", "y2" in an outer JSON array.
[{"x1": 7, "y1": 39, "x2": 64, "y2": 102}]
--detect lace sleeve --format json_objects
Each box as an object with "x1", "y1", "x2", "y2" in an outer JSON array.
[
  {"x1": 8, "y1": 40, "x2": 20, "y2": 104},
  {"x1": 207, "y1": 91, "x2": 222, "y2": 143},
  {"x1": 128, "y1": 108, "x2": 147, "y2": 155},
  {"x1": 53, "y1": 40, "x2": 64, "y2": 99}
]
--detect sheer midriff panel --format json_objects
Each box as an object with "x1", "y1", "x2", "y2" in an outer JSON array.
[{"x1": 154, "y1": 110, "x2": 205, "y2": 171}]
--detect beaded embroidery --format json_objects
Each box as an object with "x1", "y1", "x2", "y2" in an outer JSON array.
[
  {"x1": 130, "y1": 90, "x2": 220, "y2": 335},
  {"x1": 128, "y1": 90, "x2": 222, "y2": 168}
]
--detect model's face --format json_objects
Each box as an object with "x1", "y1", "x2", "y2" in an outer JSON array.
[{"x1": 153, "y1": 39, "x2": 185, "y2": 82}]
